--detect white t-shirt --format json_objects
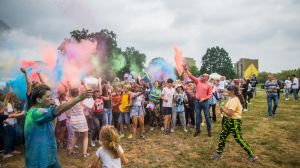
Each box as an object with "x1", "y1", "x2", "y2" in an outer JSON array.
[
  {"x1": 285, "y1": 80, "x2": 292, "y2": 89},
  {"x1": 292, "y1": 78, "x2": 299, "y2": 89},
  {"x1": 96, "y1": 145, "x2": 124, "y2": 168},
  {"x1": 4, "y1": 103, "x2": 17, "y2": 126},
  {"x1": 218, "y1": 81, "x2": 226, "y2": 90},
  {"x1": 161, "y1": 87, "x2": 175, "y2": 107}
]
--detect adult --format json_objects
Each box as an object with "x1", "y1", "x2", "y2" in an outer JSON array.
[
  {"x1": 24, "y1": 84, "x2": 92, "y2": 168},
  {"x1": 211, "y1": 85, "x2": 258, "y2": 162},
  {"x1": 284, "y1": 77, "x2": 292, "y2": 101},
  {"x1": 265, "y1": 74, "x2": 279, "y2": 117},
  {"x1": 292, "y1": 75, "x2": 299, "y2": 100},
  {"x1": 250, "y1": 74, "x2": 258, "y2": 97},
  {"x1": 184, "y1": 65, "x2": 212, "y2": 137}
]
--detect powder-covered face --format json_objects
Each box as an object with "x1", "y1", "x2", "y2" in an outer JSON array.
[{"x1": 36, "y1": 90, "x2": 53, "y2": 108}]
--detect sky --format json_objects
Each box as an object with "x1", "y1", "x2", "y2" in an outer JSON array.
[{"x1": 0, "y1": 0, "x2": 300, "y2": 73}]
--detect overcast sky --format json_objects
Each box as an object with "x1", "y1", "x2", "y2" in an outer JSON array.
[{"x1": 0, "y1": 0, "x2": 300, "y2": 73}]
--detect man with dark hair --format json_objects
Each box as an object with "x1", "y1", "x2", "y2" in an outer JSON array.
[
  {"x1": 160, "y1": 78, "x2": 175, "y2": 134},
  {"x1": 292, "y1": 75, "x2": 299, "y2": 100},
  {"x1": 25, "y1": 84, "x2": 92, "y2": 168},
  {"x1": 265, "y1": 74, "x2": 279, "y2": 117}
]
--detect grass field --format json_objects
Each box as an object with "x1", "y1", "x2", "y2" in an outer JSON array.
[{"x1": 2, "y1": 90, "x2": 300, "y2": 168}]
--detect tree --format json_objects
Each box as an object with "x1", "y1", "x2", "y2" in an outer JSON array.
[
  {"x1": 200, "y1": 46, "x2": 236, "y2": 79},
  {"x1": 189, "y1": 65, "x2": 200, "y2": 77}
]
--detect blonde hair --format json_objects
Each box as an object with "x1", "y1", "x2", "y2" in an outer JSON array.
[{"x1": 100, "y1": 126, "x2": 120, "y2": 159}]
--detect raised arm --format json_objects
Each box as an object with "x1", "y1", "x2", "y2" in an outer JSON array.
[
  {"x1": 98, "y1": 77, "x2": 102, "y2": 95},
  {"x1": 54, "y1": 89, "x2": 93, "y2": 116},
  {"x1": 37, "y1": 71, "x2": 45, "y2": 84},
  {"x1": 20, "y1": 68, "x2": 32, "y2": 96},
  {"x1": 183, "y1": 64, "x2": 198, "y2": 83}
]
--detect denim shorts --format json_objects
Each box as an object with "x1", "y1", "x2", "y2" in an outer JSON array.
[{"x1": 130, "y1": 106, "x2": 144, "y2": 118}]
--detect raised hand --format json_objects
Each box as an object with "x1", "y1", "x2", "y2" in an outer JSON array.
[
  {"x1": 79, "y1": 89, "x2": 93, "y2": 100},
  {"x1": 20, "y1": 67, "x2": 27, "y2": 74}
]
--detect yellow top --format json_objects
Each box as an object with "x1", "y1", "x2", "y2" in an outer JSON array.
[
  {"x1": 119, "y1": 92, "x2": 131, "y2": 113},
  {"x1": 224, "y1": 97, "x2": 242, "y2": 119}
]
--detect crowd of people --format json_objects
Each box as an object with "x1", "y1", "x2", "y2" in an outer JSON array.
[{"x1": 0, "y1": 65, "x2": 299, "y2": 167}]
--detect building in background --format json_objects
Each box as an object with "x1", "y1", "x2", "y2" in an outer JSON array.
[{"x1": 234, "y1": 58, "x2": 259, "y2": 79}]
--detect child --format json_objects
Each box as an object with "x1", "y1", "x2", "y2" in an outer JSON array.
[
  {"x1": 112, "y1": 87, "x2": 122, "y2": 131},
  {"x1": 67, "y1": 88, "x2": 90, "y2": 158},
  {"x1": 118, "y1": 85, "x2": 132, "y2": 139},
  {"x1": 160, "y1": 78, "x2": 175, "y2": 134},
  {"x1": 130, "y1": 84, "x2": 145, "y2": 142},
  {"x1": 91, "y1": 125, "x2": 128, "y2": 168},
  {"x1": 171, "y1": 84, "x2": 188, "y2": 133},
  {"x1": 148, "y1": 81, "x2": 161, "y2": 131},
  {"x1": 91, "y1": 89, "x2": 104, "y2": 147}
]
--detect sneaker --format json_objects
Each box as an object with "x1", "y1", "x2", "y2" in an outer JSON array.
[
  {"x1": 140, "y1": 135, "x2": 145, "y2": 139},
  {"x1": 184, "y1": 129, "x2": 188, "y2": 132},
  {"x1": 210, "y1": 153, "x2": 223, "y2": 159},
  {"x1": 150, "y1": 127, "x2": 154, "y2": 131},
  {"x1": 161, "y1": 127, "x2": 164, "y2": 131},
  {"x1": 170, "y1": 129, "x2": 174, "y2": 133},
  {"x1": 120, "y1": 133, "x2": 125, "y2": 139},
  {"x1": 3, "y1": 153, "x2": 13, "y2": 159},
  {"x1": 91, "y1": 140, "x2": 96, "y2": 147},
  {"x1": 248, "y1": 156, "x2": 258, "y2": 162},
  {"x1": 128, "y1": 133, "x2": 133, "y2": 139},
  {"x1": 75, "y1": 144, "x2": 79, "y2": 149},
  {"x1": 12, "y1": 150, "x2": 21, "y2": 154},
  {"x1": 243, "y1": 109, "x2": 248, "y2": 112},
  {"x1": 285, "y1": 98, "x2": 288, "y2": 101}
]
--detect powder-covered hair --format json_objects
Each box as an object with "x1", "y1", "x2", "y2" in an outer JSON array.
[{"x1": 100, "y1": 125, "x2": 120, "y2": 159}]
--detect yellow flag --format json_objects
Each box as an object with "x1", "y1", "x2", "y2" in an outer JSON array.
[{"x1": 244, "y1": 64, "x2": 259, "y2": 78}]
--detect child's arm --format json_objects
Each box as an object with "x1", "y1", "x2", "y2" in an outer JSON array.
[
  {"x1": 90, "y1": 156, "x2": 100, "y2": 168},
  {"x1": 120, "y1": 152, "x2": 129, "y2": 165}
]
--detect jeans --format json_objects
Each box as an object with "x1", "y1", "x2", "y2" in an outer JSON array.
[
  {"x1": 102, "y1": 108, "x2": 112, "y2": 125},
  {"x1": 112, "y1": 112, "x2": 120, "y2": 130},
  {"x1": 293, "y1": 89, "x2": 299, "y2": 100},
  {"x1": 194, "y1": 100, "x2": 211, "y2": 131},
  {"x1": 4, "y1": 125, "x2": 16, "y2": 154},
  {"x1": 118, "y1": 113, "x2": 130, "y2": 125},
  {"x1": 92, "y1": 113, "x2": 103, "y2": 141},
  {"x1": 285, "y1": 88, "x2": 290, "y2": 100},
  {"x1": 267, "y1": 94, "x2": 278, "y2": 116},
  {"x1": 171, "y1": 112, "x2": 186, "y2": 130}
]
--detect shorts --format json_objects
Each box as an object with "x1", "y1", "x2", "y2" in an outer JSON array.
[
  {"x1": 162, "y1": 107, "x2": 172, "y2": 115},
  {"x1": 130, "y1": 106, "x2": 144, "y2": 118},
  {"x1": 252, "y1": 87, "x2": 256, "y2": 93}
]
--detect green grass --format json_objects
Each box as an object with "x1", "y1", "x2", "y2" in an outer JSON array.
[{"x1": 2, "y1": 90, "x2": 300, "y2": 168}]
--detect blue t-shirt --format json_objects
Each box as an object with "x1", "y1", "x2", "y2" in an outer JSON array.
[{"x1": 24, "y1": 105, "x2": 61, "y2": 168}]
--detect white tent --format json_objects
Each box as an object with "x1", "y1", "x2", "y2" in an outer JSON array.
[{"x1": 209, "y1": 73, "x2": 222, "y2": 80}]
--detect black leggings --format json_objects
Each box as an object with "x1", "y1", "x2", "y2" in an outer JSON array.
[{"x1": 210, "y1": 104, "x2": 216, "y2": 122}]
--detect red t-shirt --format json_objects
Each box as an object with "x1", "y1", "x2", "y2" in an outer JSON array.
[
  {"x1": 112, "y1": 95, "x2": 122, "y2": 113},
  {"x1": 94, "y1": 98, "x2": 104, "y2": 113}
]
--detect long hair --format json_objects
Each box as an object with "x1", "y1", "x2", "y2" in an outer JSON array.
[
  {"x1": 100, "y1": 125, "x2": 120, "y2": 159},
  {"x1": 227, "y1": 85, "x2": 245, "y2": 106}
]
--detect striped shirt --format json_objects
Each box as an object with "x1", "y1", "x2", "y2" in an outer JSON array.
[{"x1": 265, "y1": 80, "x2": 279, "y2": 95}]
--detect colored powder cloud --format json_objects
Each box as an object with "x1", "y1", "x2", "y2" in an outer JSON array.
[{"x1": 146, "y1": 57, "x2": 176, "y2": 82}]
